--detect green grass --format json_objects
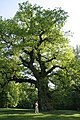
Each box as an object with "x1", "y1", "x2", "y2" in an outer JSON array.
[{"x1": 0, "y1": 108, "x2": 80, "y2": 120}]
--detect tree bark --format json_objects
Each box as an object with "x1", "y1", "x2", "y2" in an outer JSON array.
[{"x1": 38, "y1": 77, "x2": 53, "y2": 111}]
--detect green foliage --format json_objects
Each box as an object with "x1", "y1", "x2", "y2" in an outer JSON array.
[
  {"x1": 17, "y1": 83, "x2": 38, "y2": 109},
  {"x1": 0, "y1": 1, "x2": 71, "y2": 80},
  {"x1": 0, "y1": 81, "x2": 19, "y2": 108},
  {"x1": 6, "y1": 82, "x2": 20, "y2": 107}
]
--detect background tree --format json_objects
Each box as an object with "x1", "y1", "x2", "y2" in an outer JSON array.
[
  {"x1": 50, "y1": 45, "x2": 80, "y2": 110},
  {"x1": 17, "y1": 83, "x2": 38, "y2": 109}
]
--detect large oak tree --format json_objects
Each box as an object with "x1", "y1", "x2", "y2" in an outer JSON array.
[{"x1": 0, "y1": 1, "x2": 74, "y2": 111}]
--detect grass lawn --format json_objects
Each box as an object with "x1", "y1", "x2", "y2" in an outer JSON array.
[{"x1": 0, "y1": 108, "x2": 80, "y2": 120}]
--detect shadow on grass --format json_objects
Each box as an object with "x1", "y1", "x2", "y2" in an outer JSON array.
[
  {"x1": 0, "y1": 108, "x2": 80, "y2": 120},
  {"x1": 0, "y1": 108, "x2": 33, "y2": 114}
]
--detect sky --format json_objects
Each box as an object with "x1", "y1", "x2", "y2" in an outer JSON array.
[{"x1": 0, "y1": 0, "x2": 80, "y2": 48}]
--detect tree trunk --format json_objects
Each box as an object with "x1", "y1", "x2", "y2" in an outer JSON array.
[{"x1": 38, "y1": 77, "x2": 53, "y2": 111}]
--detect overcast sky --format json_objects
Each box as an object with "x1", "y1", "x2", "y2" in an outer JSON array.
[{"x1": 0, "y1": 0, "x2": 80, "y2": 47}]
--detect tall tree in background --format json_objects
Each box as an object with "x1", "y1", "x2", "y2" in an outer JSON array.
[{"x1": 0, "y1": 1, "x2": 74, "y2": 111}]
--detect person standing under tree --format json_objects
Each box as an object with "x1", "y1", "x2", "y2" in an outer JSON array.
[{"x1": 35, "y1": 101, "x2": 39, "y2": 113}]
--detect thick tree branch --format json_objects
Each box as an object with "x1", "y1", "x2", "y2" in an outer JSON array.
[
  {"x1": 22, "y1": 48, "x2": 30, "y2": 55},
  {"x1": 45, "y1": 57, "x2": 56, "y2": 62},
  {"x1": 22, "y1": 48, "x2": 34, "y2": 64},
  {"x1": 36, "y1": 52, "x2": 46, "y2": 75},
  {"x1": 20, "y1": 56, "x2": 29, "y2": 67},
  {"x1": 46, "y1": 65, "x2": 65, "y2": 75},
  {"x1": 20, "y1": 55, "x2": 40, "y2": 79},
  {"x1": 29, "y1": 49, "x2": 34, "y2": 64},
  {"x1": 35, "y1": 31, "x2": 45, "y2": 50},
  {"x1": 10, "y1": 77, "x2": 37, "y2": 86}
]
